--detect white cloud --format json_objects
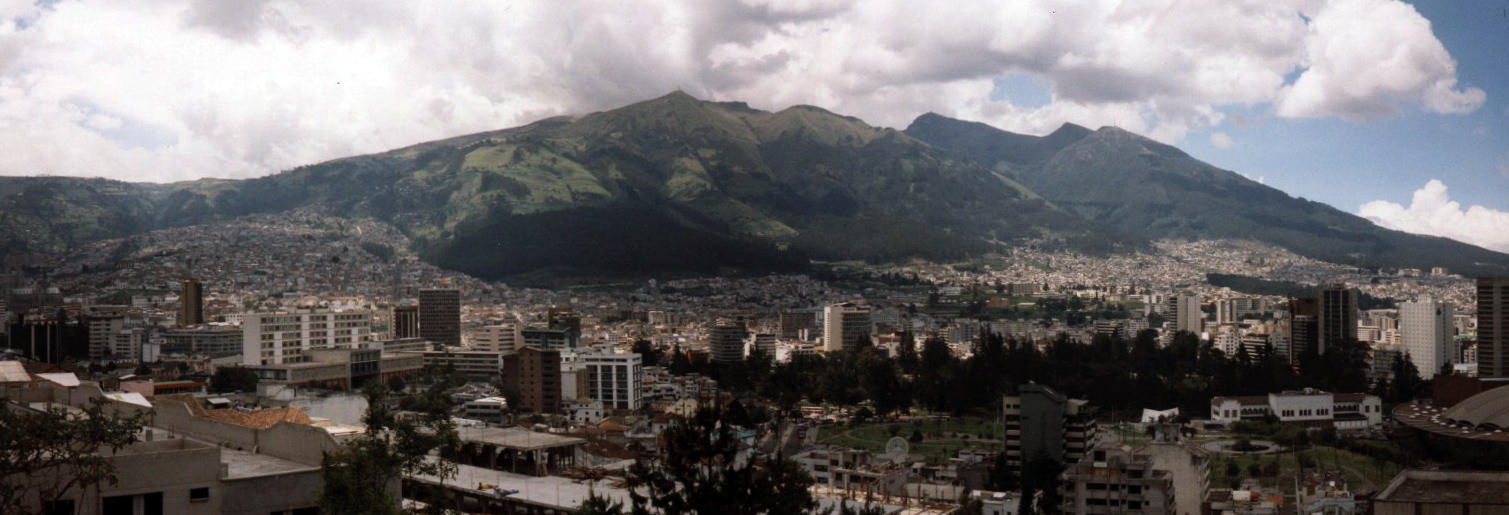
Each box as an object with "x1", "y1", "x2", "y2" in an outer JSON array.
[
  {"x1": 1359, "y1": 180, "x2": 1509, "y2": 253},
  {"x1": 0, "y1": 0, "x2": 1486, "y2": 182},
  {"x1": 1210, "y1": 132, "x2": 1234, "y2": 148}
]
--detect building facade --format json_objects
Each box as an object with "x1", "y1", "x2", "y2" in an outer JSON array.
[
  {"x1": 472, "y1": 324, "x2": 519, "y2": 353},
  {"x1": 1060, "y1": 442, "x2": 1175, "y2": 515},
  {"x1": 1478, "y1": 277, "x2": 1509, "y2": 379},
  {"x1": 582, "y1": 350, "x2": 644, "y2": 413},
  {"x1": 823, "y1": 302, "x2": 872, "y2": 352},
  {"x1": 503, "y1": 347, "x2": 562, "y2": 414},
  {"x1": 1401, "y1": 299, "x2": 1455, "y2": 379},
  {"x1": 179, "y1": 278, "x2": 204, "y2": 327},
  {"x1": 1002, "y1": 384, "x2": 1098, "y2": 471},
  {"x1": 1175, "y1": 293, "x2": 1202, "y2": 335},
  {"x1": 1319, "y1": 285, "x2": 1358, "y2": 354},
  {"x1": 708, "y1": 323, "x2": 748, "y2": 363},
  {"x1": 418, "y1": 289, "x2": 461, "y2": 347},
  {"x1": 240, "y1": 310, "x2": 373, "y2": 366},
  {"x1": 391, "y1": 305, "x2": 419, "y2": 339}
]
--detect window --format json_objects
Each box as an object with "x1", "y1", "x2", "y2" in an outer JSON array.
[
  {"x1": 43, "y1": 500, "x2": 76, "y2": 515},
  {"x1": 191, "y1": 487, "x2": 210, "y2": 502}
]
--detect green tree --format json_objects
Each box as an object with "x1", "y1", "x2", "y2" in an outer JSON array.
[
  {"x1": 0, "y1": 398, "x2": 147, "y2": 515},
  {"x1": 576, "y1": 490, "x2": 625, "y2": 515},
  {"x1": 319, "y1": 384, "x2": 460, "y2": 515},
  {"x1": 623, "y1": 404, "x2": 824, "y2": 514}
]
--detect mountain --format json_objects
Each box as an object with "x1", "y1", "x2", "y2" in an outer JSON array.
[
  {"x1": 905, "y1": 113, "x2": 1509, "y2": 276},
  {"x1": 0, "y1": 92, "x2": 1116, "y2": 283}
]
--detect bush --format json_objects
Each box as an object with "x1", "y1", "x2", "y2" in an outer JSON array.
[{"x1": 909, "y1": 429, "x2": 925, "y2": 443}]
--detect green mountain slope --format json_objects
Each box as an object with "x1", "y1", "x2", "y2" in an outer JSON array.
[
  {"x1": 905, "y1": 114, "x2": 1509, "y2": 275},
  {"x1": 0, "y1": 93, "x2": 1115, "y2": 282}
]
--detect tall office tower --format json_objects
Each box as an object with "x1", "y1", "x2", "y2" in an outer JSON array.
[
  {"x1": 1479, "y1": 277, "x2": 1509, "y2": 378},
  {"x1": 502, "y1": 346, "x2": 562, "y2": 414},
  {"x1": 391, "y1": 305, "x2": 420, "y2": 339},
  {"x1": 582, "y1": 349, "x2": 644, "y2": 413},
  {"x1": 1001, "y1": 384, "x2": 1098, "y2": 472},
  {"x1": 1174, "y1": 293, "x2": 1202, "y2": 335},
  {"x1": 1318, "y1": 285, "x2": 1358, "y2": 354},
  {"x1": 418, "y1": 289, "x2": 461, "y2": 347},
  {"x1": 708, "y1": 322, "x2": 748, "y2": 363},
  {"x1": 1289, "y1": 297, "x2": 1320, "y2": 364},
  {"x1": 86, "y1": 311, "x2": 125, "y2": 359},
  {"x1": 240, "y1": 310, "x2": 373, "y2": 366},
  {"x1": 179, "y1": 278, "x2": 204, "y2": 327},
  {"x1": 822, "y1": 302, "x2": 872, "y2": 352},
  {"x1": 1401, "y1": 298, "x2": 1456, "y2": 378}
]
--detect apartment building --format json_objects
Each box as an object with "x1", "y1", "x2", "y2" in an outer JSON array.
[{"x1": 240, "y1": 310, "x2": 373, "y2": 366}]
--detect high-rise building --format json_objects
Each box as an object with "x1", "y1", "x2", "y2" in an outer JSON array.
[
  {"x1": 112, "y1": 327, "x2": 148, "y2": 361},
  {"x1": 1290, "y1": 297, "x2": 1320, "y2": 364},
  {"x1": 779, "y1": 311, "x2": 818, "y2": 339},
  {"x1": 746, "y1": 332, "x2": 777, "y2": 358},
  {"x1": 1060, "y1": 442, "x2": 1176, "y2": 515},
  {"x1": 1478, "y1": 277, "x2": 1509, "y2": 378},
  {"x1": 86, "y1": 311, "x2": 124, "y2": 359},
  {"x1": 179, "y1": 278, "x2": 204, "y2": 327},
  {"x1": 822, "y1": 302, "x2": 872, "y2": 352},
  {"x1": 581, "y1": 349, "x2": 644, "y2": 413},
  {"x1": 503, "y1": 346, "x2": 561, "y2": 414},
  {"x1": 473, "y1": 323, "x2": 519, "y2": 353},
  {"x1": 1175, "y1": 293, "x2": 1202, "y2": 335},
  {"x1": 1319, "y1": 285, "x2": 1358, "y2": 354},
  {"x1": 240, "y1": 310, "x2": 373, "y2": 366},
  {"x1": 418, "y1": 289, "x2": 461, "y2": 347},
  {"x1": 1002, "y1": 384, "x2": 1098, "y2": 472},
  {"x1": 709, "y1": 322, "x2": 748, "y2": 362},
  {"x1": 1400, "y1": 298, "x2": 1456, "y2": 378},
  {"x1": 392, "y1": 305, "x2": 419, "y2": 339}
]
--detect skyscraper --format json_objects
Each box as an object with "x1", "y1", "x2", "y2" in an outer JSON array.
[
  {"x1": 708, "y1": 322, "x2": 748, "y2": 362},
  {"x1": 418, "y1": 289, "x2": 461, "y2": 347},
  {"x1": 822, "y1": 302, "x2": 872, "y2": 352},
  {"x1": 1289, "y1": 297, "x2": 1319, "y2": 364},
  {"x1": 1478, "y1": 277, "x2": 1509, "y2": 379},
  {"x1": 1175, "y1": 293, "x2": 1202, "y2": 335},
  {"x1": 1318, "y1": 285, "x2": 1358, "y2": 354},
  {"x1": 179, "y1": 278, "x2": 204, "y2": 327},
  {"x1": 1400, "y1": 298, "x2": 1455, "y2": 378}
]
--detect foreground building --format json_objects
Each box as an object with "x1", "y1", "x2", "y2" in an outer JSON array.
[
  {"x1": 1002, "y1": 384, "x2": 1098, "y2": 470},
  {"x1": 1060, "y1": 442, "x2": 1175, "y2": 515},
  {"x1": 1373, "y1": 470, "x2": 1509, "y2": 515}
]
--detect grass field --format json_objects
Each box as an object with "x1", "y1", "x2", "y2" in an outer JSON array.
[{"x1": 816, "y1": 418, "x2": 1004, "y2": 465}]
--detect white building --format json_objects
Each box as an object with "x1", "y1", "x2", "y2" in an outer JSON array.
[
  {"x1": 471, "y1": 323, "x2": 519, "y2": 353},
  {"x1": 1175, "y1": 293, "x2": 1203, "y2": 335},
  {"x1": 823, "y1": 302, "x2": 872, "y2": 352},
  {"x1": 581, "y1": 349, "x2": 644, "y2": 412},
  {"x1": 240, "y1": 309, "x2": 373, "y2": 365},
  {"x1": 1211, "y1": 389, "x2": 1383, "y2": 431},
  {"x1": 112, "y1": 327, "x2": 148, "y2": 361},
  {"x1": 87, "y1": 313, "x2": 124, "y2": 359},
  {"x1": 1400, "y1": 299, "x2": 1455, "y2": 378}
]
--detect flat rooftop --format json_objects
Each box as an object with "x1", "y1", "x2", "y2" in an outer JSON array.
[
  {"x1": 220, "y1": 447, "x2": 319, "y2": 480},
  {"x1": 458, "y1": 426, "x2": 586, "y2": 451},
  {"x1": 1376, "y1": 470, "x2": 1509, "y2": 504},
  {"x1": 409, "y1": 460, "x2": 629, "y2": 510}
]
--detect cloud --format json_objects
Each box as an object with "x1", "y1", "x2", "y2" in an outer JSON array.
[
  {"x1": 1359, "y1": 180, "x2": 1509, "y2": 253},
  {"x1": 1275, "y1": 0, "x2": 1484, "y2": 120},
  {"x1": 0, "y1": 0, "x2": 1486, "y2": 182},
  {"x1": 1210, "y1": 132, "x2": 1234, "y2": 148}
]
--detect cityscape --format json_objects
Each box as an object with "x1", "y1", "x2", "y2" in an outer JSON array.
[{"x1": 4, "y1": 1, "x2": 1509, "y2": 515}]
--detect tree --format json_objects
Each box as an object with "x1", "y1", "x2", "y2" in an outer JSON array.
[
  {"x1": 631, "y1": 339, "x2": 661, "y2": 368},
  {"x1": 210, "y1": 366, "x2": 259, "y2": 393},
  {"x1": 319, "y1": 384, "x2": 460, "y2": 515},
  {"x1": 623, "y1": 404, "x2": 824, "y2": 514},
  {"x1": 576, "y1": 490, "x2": 626, "y2": 515},
  {"x1": 0, "y1": 398, "x2": 147, "y2": 515}
]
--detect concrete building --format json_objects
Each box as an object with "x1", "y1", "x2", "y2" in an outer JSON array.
[
  {"x1": 472, "y1": 324, "x2": 519, "y2": 353},
  {"x1": 418, "y1": 289, "x2": 461, "y2": 347},
  {"x1": 112, "y1": 327, "x2": 148, "y2": 361},
  {"x1": 1210, "y1": 389, "x2": 1383, "y2": 431},
  {"x1": 410, "y1": 350, "x2": 505, "y2": 381},
  {"x1": 1002, "y1": 384, "x2": 1098, "y2": 471},
  {"x1": 179, "y1": 277, "x2": 204, "y2": 327},
  {"x1": 1373, "y1": 470, "x2": 1509, "y2": 515},
  {"x1": 1319, "y1": 285, "x2": 1358, "y2": 354},
  {"x1": 240, "y1": 310, "x2": 373, "y2": 366},
  {"x1": 823, "y1": 302, "x2": 872, "y2": 352},
  {"x1": 391, "y1": 305, "x2": 419, "y2": 339},
  {"x1": 246, "y1": 347, "x2": 423, "y2": 390},
  {"x1": 1137, "y1": 423, "x2": 1209, "y2": 515},
  {"x1": 581, "y1": 350, "x2": 644, "y2": 413},
  {"x1": 779, "y1": 310, "x2": 818, "y2": 340},
  {"x1": 746, "y1": 332, "x2": 777, "y2": 358},
  {"x1": 1400, "y1": 299, "x2": 1456, "y2": 379},
  {"x1": 1289, "y1": 297, "x2": 1320, "y2": 364},
  {"x1": 708, "y1": 322, "x2": 748, "y2": 363},
  {"x1": 502, "y1": 346, "x2": 561, "y2": 414},
  {"x1": 1478, "y1": 277, "x2": 1509, "y2": 379},
  {"x1": 463, "y1": 396, "x2": 510, "y2": 425},
  {"x1": 86, "y1": 312, "x2": 125, "y2": 359},
  {"x1": 1060, "y1": 442, "x2": 1175, "y2": 515},
  {"x1": 1175, "y1": 293, "x2": 1202, "y2": 335},
  {"x1": 161, "y1": 325, "x2": 243, "y2": 356},
  {"x1": 521, "y1": 327, "x2": 579, "y2": 351}
]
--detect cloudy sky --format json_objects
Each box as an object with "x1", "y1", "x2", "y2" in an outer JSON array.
[{"x1": 1, "y1": 0, "x2": 1506, "y2": 251}]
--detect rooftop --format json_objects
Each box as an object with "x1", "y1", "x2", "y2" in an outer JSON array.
[
  {"x1": 457, "y1": 426, "x2": 587, "y2": 451},
  {"x1": 1375, "y1": 470, "x2": 1509, "y2": 504}
]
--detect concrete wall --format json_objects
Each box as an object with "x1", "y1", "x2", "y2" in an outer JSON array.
[{"x1": 221, "y1": 469, "x2": 322, "y2": 515}]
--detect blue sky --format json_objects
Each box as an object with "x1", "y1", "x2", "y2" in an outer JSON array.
[{"x1": 1176, "y1": 1, "x2": 1509, "y2": 214}]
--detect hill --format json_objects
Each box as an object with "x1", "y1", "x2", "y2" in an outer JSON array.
[
  {"x1": 0, "y1": 93, "x2": 1117, "y2": 283},
  {"x1": 905, "y1": 114, "x2": 1509, "y2": 276}
]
